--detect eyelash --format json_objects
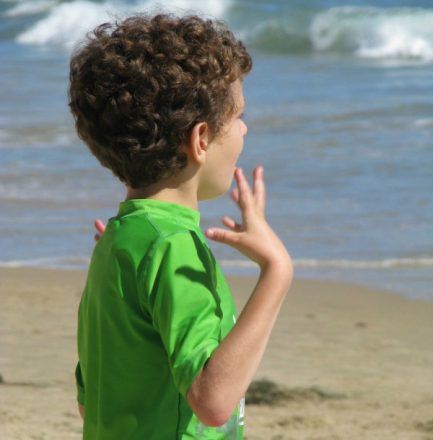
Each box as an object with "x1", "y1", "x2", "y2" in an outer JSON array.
[{"x1": 239, "y1": 112, "x2": 245, "y2": 120}]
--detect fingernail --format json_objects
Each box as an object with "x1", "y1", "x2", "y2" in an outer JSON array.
[{"x1": 206, "y1": 229, "x2": 214, "y2": 238}]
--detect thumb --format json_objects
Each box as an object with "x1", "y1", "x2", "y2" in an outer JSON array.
[{"x1": 205, "y1": 228, "x2": 239, "y2": 246}]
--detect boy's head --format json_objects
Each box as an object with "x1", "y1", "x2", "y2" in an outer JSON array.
[{"x1": 69, "y1": 13, "x2": 252, "y2": 190}]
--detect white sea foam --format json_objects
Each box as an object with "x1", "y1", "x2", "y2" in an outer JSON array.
[
  {"x1": 0, "y1": 127, "x2": 76, "y2": 149},
  {"x1": 0, "y1": 256, "x2": 90, "y2": 270},
  {"x1": 16, "y1": 0, "x2": 231, "y2": 50},
  {"x1": 295, "y1": 258, "x2": 433, "y2": 269},
  {"x1": 310, "y1": 7, "x2": 433, "y2": 62},
  {"x1": 5, "y1": 0, "x2": 58, "y2": 17},
  {"x1": 139, "y1": 0, "x2": 229, "y2": 18},
  {"x1": 16, "y1": 1, "x2": 115, "y2": 49},
  {"x1": 414, "y1": 118, "x2": 433, "y2": 128},
  {"x1": 220, "y1": 257, "x2": 433, "y2": 270},
  {"x1": 2, "y1": 256, "x2": 433, "y2": 271}
]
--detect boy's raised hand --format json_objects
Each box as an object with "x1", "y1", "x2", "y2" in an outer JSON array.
[{"x1": 205, "y1": 166, "x2": 291, "y2": 271}]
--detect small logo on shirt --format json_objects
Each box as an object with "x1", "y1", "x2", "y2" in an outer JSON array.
[{"x1": 238, "y1": 397, "x2": 245, "y2": 426}]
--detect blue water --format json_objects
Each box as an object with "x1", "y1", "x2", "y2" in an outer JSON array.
[{"x1": 1, "y1": 0, "x2": 432, "y2": 300}]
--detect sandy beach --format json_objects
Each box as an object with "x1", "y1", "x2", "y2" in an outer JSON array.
[{"x1": 0, "y1": 267, "x2": 432, "y2": 440}]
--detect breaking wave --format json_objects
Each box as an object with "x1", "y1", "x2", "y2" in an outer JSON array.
[
  {"x1": 310, "y1": 7, "x2": 433, "y2": 61},
  {"x1": 9, "y1": 2, "x2": 433, "y2": 62},
  {"x1": 13, "y1": 0, "x2": 231, "y2": 49},
  {"x1": 242, "y1": 6, "x2": 433, "y2": 62}
]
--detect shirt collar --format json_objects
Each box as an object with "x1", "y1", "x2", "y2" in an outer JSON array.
[{"x1": 118, "y1": 198, "x2": 201, "y2": 228}]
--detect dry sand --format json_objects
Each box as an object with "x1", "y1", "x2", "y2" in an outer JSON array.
[{"x1": 0, "y1": 267, "x2": 432, "y2": 439}]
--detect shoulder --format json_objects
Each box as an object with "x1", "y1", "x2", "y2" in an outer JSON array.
[
  {"x1": 104, "y1": 208, "x2": 202, "y2": 253},
  {"x1": 149, "y1": 228, "x2": 211, "y2": 268},
  {"x1": 141, "y1": 228, "x2": 216, "y2": 287}
]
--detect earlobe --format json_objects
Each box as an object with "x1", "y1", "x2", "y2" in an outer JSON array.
[{"x1": 188, "y1": 122, "x2": 209, "y2": 165}]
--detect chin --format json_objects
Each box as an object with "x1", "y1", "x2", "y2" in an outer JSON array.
[
  {"x1": 198, "y1": 182, "x2": 230, "y2": 201},
  {"x1": 198, "y1": 189, "x2": 225, "y2": 201}
]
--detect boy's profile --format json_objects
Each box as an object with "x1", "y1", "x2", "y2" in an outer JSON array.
[{"x1": 69, "y1": 13, "x2": 292, "y2": 439}]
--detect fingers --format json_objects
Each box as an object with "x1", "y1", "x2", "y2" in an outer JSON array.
[
  {"x1": 253, "y1": 166, "x2": 266, "y2": 213},
  {"x1": 232, "y1": 166, "x2": 265, "y2": 214},
  {"x1": 222, "y1": 216, "x2": 242, "y2": 231},
  {"x1": 234, "y1": 168, "x2": 253, "y2": 212},
  {"x1": 231, "y1": 188, "x2": 239, "y2": 204},
  {"x1": 94, "y1": 219, "x2": 106, "y2": 235},
  {"x1": 205, "y1": 227, "x2": 239, "y2": 245},
  {"x1": 94, "y1": 219, "x2": 106, "y2": 243}
]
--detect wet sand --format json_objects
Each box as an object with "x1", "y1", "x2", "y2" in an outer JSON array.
[{"x1": 0, "y1": 267, "x2": 432, "y2": 439}]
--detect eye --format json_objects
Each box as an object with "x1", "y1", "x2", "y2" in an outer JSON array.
[{"x1": 239, "y1": 112, "x2": 245, "y2": 120}]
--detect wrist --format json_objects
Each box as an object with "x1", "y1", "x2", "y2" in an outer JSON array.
[{"x1": 259, "y1": 253, "x2": 293, "y2": 285}]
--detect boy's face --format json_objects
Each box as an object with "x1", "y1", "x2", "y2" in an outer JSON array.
[{"x1": 198, "y1": 80, "x2": 247, "y2": 200}]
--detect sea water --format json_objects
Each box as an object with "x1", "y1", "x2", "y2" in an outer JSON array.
[{"x1": 0, "y1": 0, "x2": 432, "y2": 300}]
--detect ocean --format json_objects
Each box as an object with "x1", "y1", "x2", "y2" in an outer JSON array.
[{"x1": 1, "y1": 0, "x2": 432, "y2": 300}]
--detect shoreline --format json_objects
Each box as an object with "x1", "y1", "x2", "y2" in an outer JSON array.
[
  {"x1": 1, "y1": 267, "x2": 432, "y2": 439},
  {"x1": 0, "y1": 261, "x2": 433, "y2": 304}
]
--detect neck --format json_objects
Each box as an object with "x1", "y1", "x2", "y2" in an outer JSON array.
[{"x1": 126, "y1": 173, "x2": 199, "y2": 211}]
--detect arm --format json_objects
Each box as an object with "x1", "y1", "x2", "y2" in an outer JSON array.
[
  {"x1": 187, "y1": 166, "x2": 292, "y2": 426},
  {"x1": 91, "y1": 167, "x2": 292, "y2": 426},
  {"x1": 78, "y1": 403, "x2": 85, "y2": 420}
]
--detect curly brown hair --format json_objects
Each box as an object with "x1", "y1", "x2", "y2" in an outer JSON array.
[{"x1": 68, "y1": 13, "x2": 252, "y2": 188}]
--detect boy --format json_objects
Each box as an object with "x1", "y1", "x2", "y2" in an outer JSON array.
[{"x1": 69, "y1": 13, "x2": 292, "y2": 439}]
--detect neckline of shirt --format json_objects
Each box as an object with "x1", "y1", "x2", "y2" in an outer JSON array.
[{"x1": 118, "y1": 198, "x2": 201, "y2": 228}]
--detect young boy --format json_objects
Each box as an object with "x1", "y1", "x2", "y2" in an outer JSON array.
[{"x1": 69, "y1": 13, "x2": 292, "y2": 439}]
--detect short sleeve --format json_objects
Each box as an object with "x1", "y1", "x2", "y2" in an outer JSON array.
[
  {"x1": 143, "y1": 231, "x2": 223, "y2": 397},
  {"x1": 75, "y1": 362, "x2": 85, "y2": 405}
]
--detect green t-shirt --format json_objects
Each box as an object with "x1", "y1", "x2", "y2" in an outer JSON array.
[{"x1": 76, "y1": 199, "x2": 245, "y2": 439}]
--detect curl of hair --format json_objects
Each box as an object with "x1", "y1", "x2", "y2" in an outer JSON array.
[{"x1": 68, "y1": 14, "x2": 252, "y2": 188}]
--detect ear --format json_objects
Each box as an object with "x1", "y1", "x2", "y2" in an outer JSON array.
[{"x1": 187, "y1": 122, "x2": 209, "y2": 165}]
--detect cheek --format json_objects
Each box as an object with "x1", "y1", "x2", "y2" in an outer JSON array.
[
  {"x1": 227, "y1": 144, "x2": 241, "y2": 168},
  {"x1": 233, "y1": 134, "x2": 244, "y2": 160}
]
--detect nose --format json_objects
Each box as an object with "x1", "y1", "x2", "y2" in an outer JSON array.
[{"x1": 241, "y1": 120, "x2": 248, "y2": 136}]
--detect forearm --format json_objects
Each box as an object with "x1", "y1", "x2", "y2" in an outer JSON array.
[{"x1": 188, "y1": 259, "x2": 292, "y2": 425}]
